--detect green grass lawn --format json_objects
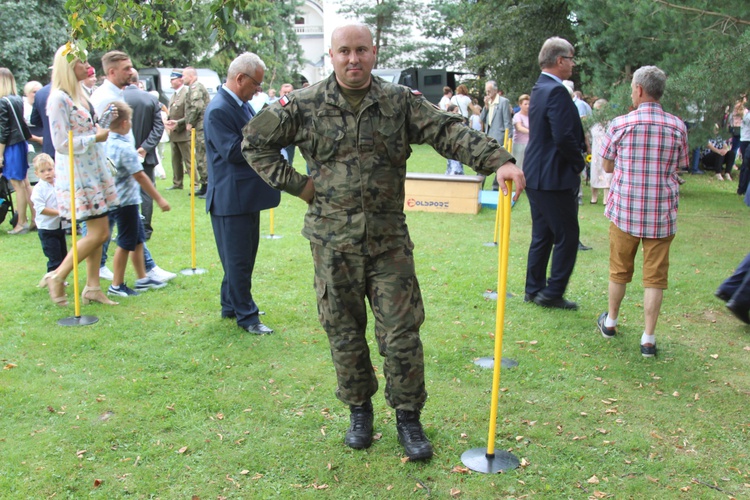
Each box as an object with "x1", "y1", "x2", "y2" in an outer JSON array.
[{"x1": 1, "y1": 144, "x2": 749, "y2": 498}]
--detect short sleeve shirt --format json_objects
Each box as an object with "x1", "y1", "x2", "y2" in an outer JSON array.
[
  {"x1": 600, "y1": 102, "x2": 688, "y2": 239},
  {"x1": 106, "y1": 132, "x2": 143, "y2": 207}
]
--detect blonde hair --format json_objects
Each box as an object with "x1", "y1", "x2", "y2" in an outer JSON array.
[
  {"x1": 0, "y1": 68, "x2": 18, "y2": 98},
  {"x1": 109, "y1": 101, "x2": 132, "y2": 129},
  {"x1": 518, "y1": 94, "x2": 530, "y2": 105},
  {"x1": 33, "y1": 153, "x2": 54, "y2": 171},
  {"x1": 24, "y1": 80, "x2": 42, "y2": 96},
  {"x1": 51, "y1": 44, "x2": 87, "y2": 108}
]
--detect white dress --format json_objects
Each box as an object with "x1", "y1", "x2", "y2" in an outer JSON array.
[
  {"x1": 590, "y1": 123, "x2": 613, "y2": 189},
  {"x1": 47, "y1": 90, "x2": 119, "y2": 222}
]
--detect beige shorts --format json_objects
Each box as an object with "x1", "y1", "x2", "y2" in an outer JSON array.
[{"x1": 609, "y1": 222, "x2": 675, "y2": 289}]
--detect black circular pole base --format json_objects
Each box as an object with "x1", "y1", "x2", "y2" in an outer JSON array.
[
  {"x1": 180, "y1": 268, "x2": 208, "y2": 276},
  {"x1": 474, "y1": 357, "x2": 518, "y2": 369},
  {"x1": 264, "y1": 234, "x2": 283, "y2": 240},
  {"x1": 58, "y1": 315, "x2": 99, "y2": 327},
  {"x1": 461, "y1": 448, "x2": 520, "y2": 473}
]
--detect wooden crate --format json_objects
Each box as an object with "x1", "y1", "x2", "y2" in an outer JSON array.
[{"x1": 404, "y1": 173, "x2": 483, "y2": 214}]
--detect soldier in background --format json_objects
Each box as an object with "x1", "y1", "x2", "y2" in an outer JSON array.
[
  {"x1": 165, "y1": 70, "x2": 190, "y2": 190},
  {"x1": 243, "y1": 23, "x2": 525, "y2": 462},
  {"x1": 183, "y1": 67, "x2": 210, "y2": 197}
]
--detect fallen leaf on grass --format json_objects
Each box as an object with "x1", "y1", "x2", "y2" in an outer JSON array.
[
  {"x1": 588, "y1": 475, "x2": 600, "y2": 484},
  {"x1": 47, "y1": 406, "x2": 55, "y2": 413},
  {"x1": 710, "y1": 354, "x2": 719, "y2": 359},
  {"x1": 387, "y1": 485, "x2": 394, "y2": 491},
  {"x1": 647, "y1": 476, "x2": 659, "y2": 483},
  {"x1": 3, "y1": 363, "x2": 17, "y2": 370},
  {"x1": 650, "y1": 431, "x2": 664, "y2": 440},
  {"x1": 240, "y1": 470, "x2": 249, "y2": 475},
  {"x1": 592, "y1": 491, "x2": 607, "y2": 499},
  {"x1": 451, "y1": 465, "x2": 470, "y2": 474},
  {"x1": 573, "y1": 435, "x2": 587, "y2": 441},
  {"x1": 373, "y1": 432, "x2": 383, "y2": 441},
  {"x1": 178, "y1": 446, "x2": 188, "y2": 454},
  {"x1": 76, "y1": 450, "x2": 86, "y2": 458},
  {"x1": 680, "y1": 486, "x2": 691, "y2": 492},
  {"x1": 450, "y1": 487, "x2": 461, "y2": 497},
  {"x1": 216, "y1": 413, "x2": 224, "y2": 420},
  {"x1": 251, "y1": 473, "x2": 263, "y2": 480},
  {"x1": 93, "y1": 479, "x2": 103, "y2": 487},
  {"x1": 166, "y1": 404, "x2": 175, "y2": 411},
  {"x1": 672, "y1": 392, "x2": 679, "y2": 397},
  {"x1": 520, "y1": 458, "x2": 530, "y2": 467}
]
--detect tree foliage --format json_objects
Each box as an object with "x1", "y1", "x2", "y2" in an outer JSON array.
[
  {"x1": 336, "y1": 0, "x2": 421, "y2": 68},
  {"x1": 0, "y1": 0, "x2": 68, "y2": 86},
  {"x1": 206, "y1": 0, "x2": 304, "y2": 88}
]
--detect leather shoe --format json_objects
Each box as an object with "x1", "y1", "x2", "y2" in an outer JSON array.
[
  {"x1": 578, "y1": 242, "x2": 592, "y2": 251},
  {"x1": 166, "y1": 185, "x2": 183, "y2": 190},
  {"x1": 726, "y1": 300, "x2": 750, "y2": 324},
  {"x1": 714, "y1": 289, "x2": 732, "y2": 302},
  {"x1": 533, "y1": 293, "x2": 578, "y2": 310},
  {"x1": 344, "y1": 401, "x2": 373, "y2": 449},
  {"x1": 524, "y1": 293, "x2": 537, "y2": 303},
  {"x1": 244, "y1": 322, "x2": 274, "y2": 334}
]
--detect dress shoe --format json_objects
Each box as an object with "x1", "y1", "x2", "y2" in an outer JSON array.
[
  {"x1": 726, "y1": 300, "x2": 750, "y2": 324},
  {"x1": 396, "y1": 410, "x2": 433, "y2": 461},
  {"x1": 244, "y1": 322, "x2": 273, "y2": 335},
  {"x1": 195, "y1": 184, "x2": 207, "y2": 196},
  {"x1": 578, "y1": 242, "x2": 592, "y2": 251},
  {"x1": 166, "y1": 185, "x2": 183, "y2": 190},
  {"x1": 524, "y1": 293, "x2": 537, "y2": 303},
  {"x1": 533, "y1": 293, "x2": 578, "y2": 310},
  {"x1": 714, "y1": 289, "x2": 732, "y2": 302},
  {"x1": 344, "y1": 401, "x2": 373, "y2": 449},
  {"x1": 198, "y1": 193, "x2": 207, "y2": 199}
]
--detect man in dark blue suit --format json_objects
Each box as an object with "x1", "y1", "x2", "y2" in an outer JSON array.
[
  {"x1": 204, "y1": 52, "x2": 280, "y2": 334},
  {"x1": 124, "y1": 70, "x2": 164, "y2": 240},
  {"x1": 29, "y1": 82, "x2": 54, "y2": 159},
  {"x1": 523, "y1": 37, "x2": 586, "y2": 310}
]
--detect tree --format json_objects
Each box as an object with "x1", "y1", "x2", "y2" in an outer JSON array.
[
  {"x1": 206, "y1": 0, "x2": 304, "y2": 88},
  {"x1": 569, "y1": 0, "x2": 750, "y2": 146},
  {"x1": 459, "y1": 0, "x2": 576, "y2": 100},
  {"x1": 336, "y1": 0, "x2": 421, "y2": 68},
  {"x1": 0, "y1": 0, "x2": 68, "y2": 86}
]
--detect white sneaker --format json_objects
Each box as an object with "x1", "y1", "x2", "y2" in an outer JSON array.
[
  {"x1": 724, "y1": 173, "x2": 732, "y2": 181},
  {"x1": 99, "y1": 265, "x2": 114, "y2": 281},
  {"x1": 147, "y1": 265, "x2": 177, "y2": 282},
  {"x1": 715, "y1": 173, "x2": 724, "y2": 181}
]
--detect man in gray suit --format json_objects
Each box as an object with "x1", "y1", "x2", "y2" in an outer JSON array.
[
  {"x1": 480, "y1": 80, "x2": 512, "y2": 190},
  {"x1": 124, "y1": 70, "x2": 165, "y2": 239}
]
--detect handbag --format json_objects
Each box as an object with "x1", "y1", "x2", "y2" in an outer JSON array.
[{"x1": 2, "y1": 96, "x2": 31, "y2": 142}]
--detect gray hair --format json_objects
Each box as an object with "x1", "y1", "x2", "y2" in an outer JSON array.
[
  {"x1": 593, "y1": 98, "x2": 608, "y2": 110},
  {"x1": 538, "y1": 37, "x2": 574, "y2": 69},
  {"x1": 632, "y1": 65, "x2": 666, "y2": 100},
  {"x1": 227, "y1": 52, "x2": 266, "y2": 81},
  {"x1": 486, "y1": 80, "x2": 498, "y2": 91}
]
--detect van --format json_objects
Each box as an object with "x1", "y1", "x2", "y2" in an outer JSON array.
[{"x1": 138, "y1": 68, "x2": 222, "y2": 106}]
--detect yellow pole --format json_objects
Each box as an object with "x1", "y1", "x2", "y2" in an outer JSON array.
[
  {"x1": 485, "y1": 180, "x2": 513, "y2": 456},
  {"x1": 492, "y1": 192, "x2": 501, "y2": 244},
  {"x1": 503, "y1": 128, "x2": 509, "y2": 150},
  {"x1": 269, "y1": 208, "x2": 275, "y2": 236},
  {"x1": 190, "y1": 128, "x2": 197, "y2": 270},
  {"x1": 68, "y1": 131, "x2": 81, "y2": 317}
]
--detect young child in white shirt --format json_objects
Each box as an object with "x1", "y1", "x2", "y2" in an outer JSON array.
[{"x1": 30, "y1": 153, "x2": 69, "y2": 281}]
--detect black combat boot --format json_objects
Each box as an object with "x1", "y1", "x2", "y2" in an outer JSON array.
[
  {"x1": 396, "y1": 409, "x2": 433, "y2": 460},
  {"x1": 344, "y1": 400, "x2": 373, "y2": 449}
]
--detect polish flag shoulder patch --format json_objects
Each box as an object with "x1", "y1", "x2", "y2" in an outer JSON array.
[{"x1": 279, "y1": 95, "x2": 290, "y2": 107}]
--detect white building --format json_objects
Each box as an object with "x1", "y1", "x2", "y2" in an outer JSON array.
[{"x1": 294, "y1": 0, "x2": 347, "y2": 85}]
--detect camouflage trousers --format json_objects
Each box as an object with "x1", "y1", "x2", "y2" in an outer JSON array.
[
  {"x1": 193, "y1": 131, "x2": 208, "y2": 185},
  {"x1": 311, "y1": 243, "x2": 427, "y2": 411}
]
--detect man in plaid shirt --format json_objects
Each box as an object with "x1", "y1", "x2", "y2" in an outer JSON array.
[{"x1": 597, "y1": 65, "x2": 689, "y2": 358}]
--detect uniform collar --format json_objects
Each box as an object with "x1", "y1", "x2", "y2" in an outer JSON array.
[{"x1": 322, "y1": 72, "x2": 396, "y2": 117}]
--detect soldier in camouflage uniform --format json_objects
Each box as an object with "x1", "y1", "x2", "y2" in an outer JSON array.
[
  {"x1": 183, "y1": 67, "x2": 210, "y2": 196},
  {"x1": 242, "y1": 23, "x2": 525, "y2": 461}
]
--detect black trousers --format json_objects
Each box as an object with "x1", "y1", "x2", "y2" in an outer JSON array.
[
  {"x1": 38, "y1": 227, "x2": 67, "y2": 272},
  {"x1": 525, "y1": 187, "x2": 579, "y2": 298}
]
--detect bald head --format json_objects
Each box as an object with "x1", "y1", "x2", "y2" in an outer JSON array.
[
  {"x1": 329, "y1": 23, "x2": 377, "y2": 90},
  {"x1": 183, "y1": 67, "x2": 197, "y2": 85}
]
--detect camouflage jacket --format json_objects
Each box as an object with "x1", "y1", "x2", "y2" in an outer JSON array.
[
  {"x1": 186, "y1": 81, "x2": 210, "y2": 131},
  {"x1": 242, "y1": 72, "x2": 514, "y2": 256}
]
